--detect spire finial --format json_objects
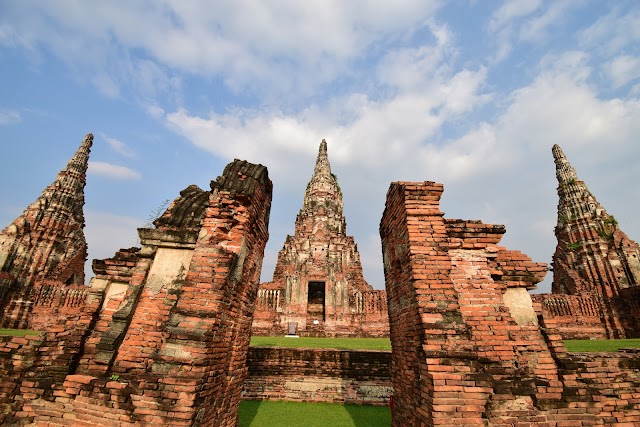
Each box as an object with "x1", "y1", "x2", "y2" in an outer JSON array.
[
  {"x1": 312, "y1": 139, "x2": 331, "y2": 178},
  {"x1": 552, "y1": 144, "x2": 578, "y2": 184}
]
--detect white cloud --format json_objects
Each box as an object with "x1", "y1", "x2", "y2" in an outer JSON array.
[
  {"x1": 605, "y1": 55, "x2": 640, "y2": 89},
  {"x1": 518, "y1": 0, "x2": 574, "y2": 42},
  {"x1": 0, "y1": 0, "x2": 441, "y2": 99},
  {"x1": 487, "y1": 0, "x2": 582, "y2": 63},
  {"x1": 88, "y1": 161, "x2": 141, "y2": 180},
  {"x1": 579, "y1": 6, "x2": 640, "y2": 55},
  {"x1": 496, "y1": 54, "x2": 639, "y2": 158},
  {"x1": 489, "y1": 0, "x2": 542, "y2": 32},
  {"x1": 166, "y1": 64, "x2": 490, "y2": 183},
  {"x1": 165, "y1": 18, "x2": 491, "y2": 182},
  {"x1": 146, "y1": 104, "x2": 165, "y2": 120},
  {"x1": 92, "y1": 73, "x2": 120, "y2": 99},
  {"x1": 0, "y1": 109, "x2": 21, "y2": 125},
  {"x1": 168, "y1": 47, "x2": 640, "y2": 292},
  {"x1": 101, "y1": 134, "x2": 135, "y2": 158}
]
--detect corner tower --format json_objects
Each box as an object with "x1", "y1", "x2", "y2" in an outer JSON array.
[
  {"x1": 253, "y1": 140, "x2": 388, "y2": 337},
  {"x1": 0, "y1": 134, "x2": 92, "y2": 309},
  {"x1": 551, "y1": 144, "x2": 640, "y2": 337}
]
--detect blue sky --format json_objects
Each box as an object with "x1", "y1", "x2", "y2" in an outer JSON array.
[{"x1": 1, "y1": 1, "x2": 639, "y2": 292}]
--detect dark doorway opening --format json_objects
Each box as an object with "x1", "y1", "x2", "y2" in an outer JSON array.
[{"x1": 307, "y1": 281, "x2": 325, "y2": 323}]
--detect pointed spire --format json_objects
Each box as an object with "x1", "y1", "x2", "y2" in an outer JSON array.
[
  {"x1": 312, "y1": 139, "x2": 331, "y2": 178},
  {"x1": 303, "y1": 140, "x2": 342, "y2": 209},
  {"x1": 296, "y1": 139, "x2": 346, "y2": 236},
  {"x1": 552, "y1": 144, "x2": 578, "y2": 184},
  {"x1": 0, "y1": 133, "x2": 92, "y2": 288},
  {"x1": 551, "y1": 144, "x2": 640, "y2": 338}
]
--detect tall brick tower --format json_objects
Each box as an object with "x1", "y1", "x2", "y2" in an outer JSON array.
[
  {"x1": 551, "y1": 144, "x2": 640, "y2": 337},
  {"x1": 252, "y1": 140, "x2": 388, "y2": 337},
  {"x1": 0, "y1": 134, "x2": 92, "y2": 320}
]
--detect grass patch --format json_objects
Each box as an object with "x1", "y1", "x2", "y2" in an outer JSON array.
[
  {"x1": 0, "y1": 329, "x2": 40, "y2": 337},
  {"x1": 563, "y1": 338, "x2": 640, "y2": 352},
  {"x1": 239, "y1": 400, "x2": 390, "y2": 427},
  {"x1": 250, "y1": 336, "x2": 391, "y2": 351}
]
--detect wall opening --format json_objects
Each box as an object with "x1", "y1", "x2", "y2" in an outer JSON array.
[{"x1": 307, "y1": 281, "x2": 325, "y2": 323}]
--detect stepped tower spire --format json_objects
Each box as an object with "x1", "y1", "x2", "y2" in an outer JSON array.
[
  {"x1": 0, "y1": 133, "x2": 92, "y2": 294},
  {"x1": 551, "y1": 144, "x2": 640, "y2": 337},
  {"x1": 297, "y1": 139, "x2": 346, "y2": 237},
  {"x1": 253, "y1": 139, "x2": 389, "y2": 337}
]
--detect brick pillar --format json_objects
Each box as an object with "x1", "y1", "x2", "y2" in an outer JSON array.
[
  {"x1": 381, "y1": 181, "x2": 556, "y2": 427},
  {"x1": 55, "y1": 160, "x2": 271, "y2": 426},
  {"x1": 128, "y1": 160, "x2": 271, "y2": 426},
  {"x1": 380, "y1": 181, "x2": 466, "y2": 426}
]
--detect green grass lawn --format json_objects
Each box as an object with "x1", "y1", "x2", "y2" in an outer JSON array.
[
  {"x1": 563, "y1": 338, "x2": 640, "y2": 352},
  {"x1": 239, "y1": 400, "x2": 390, "y2": 427},
  {"x1": 0, "y1": 328, "x2": 40, "y2": 337},
  {"x1": 250, "y1": 336, "x2": 391, "y2": 351}
]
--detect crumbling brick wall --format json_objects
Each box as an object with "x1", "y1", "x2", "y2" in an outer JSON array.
[
  {"x1": 531, "y1": 293, "x2": 608, "y2": 339},
  {"x1": 243, "y1": 347, "x2": 392, "y2": 405},
  {"x1": 0, "y1": 287, "x2": 103, "y2": 425},
  {"x1": 380, "y1": 181, "x2": 640, "y2": 427},
  {"x1": 0, "y1": 334, "x2": 42, "y2": 425},
  {"x1": 5, "y1": 159, "x2": 272, "y2": 427}
]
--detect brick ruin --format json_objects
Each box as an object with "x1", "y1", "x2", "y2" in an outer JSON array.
[
  {"x1": 252, "y1": 140, "x2": 388, "y2": 337},
  {"x1": 0, "y1": 134, "x2": 92, "y2": 330},
  {"x1": 1, "y1": 141, "x2": 273, "y2": 426},
  {"x1": 532, "y1": 145, "x2": 640, "y2": 339},
  {"x1": 380, "y1": 180, "x2": 640, "y2": 426},
  {"x1": 1, "y1": 135, "x2": 639, "y2": 426}
]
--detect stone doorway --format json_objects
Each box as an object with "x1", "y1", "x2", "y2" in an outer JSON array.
[{"x1": 307, "y1": 281, "x2": 325, "y2": 326}]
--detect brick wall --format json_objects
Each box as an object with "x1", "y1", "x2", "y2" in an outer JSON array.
[
  {"x1": 380, "y1": 181, "x2": 640, "y2": 427},
  {"x1": 531, "y1": 293, "x2": 608, "y2": 339},
  {"x1": 2, "y1": 159, "x2": 273, "y2": 427},
  {"x1": 0, "y1": 288, "x2": 104, "y2": 425},
  {"x1": 243, "y1": 346, "x2": 392, "y2": 405},
  {"x1": 0, "y1": 334, "x2": 42, "y2": 425}
]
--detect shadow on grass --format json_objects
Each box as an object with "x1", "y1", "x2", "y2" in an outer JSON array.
[
  {"x1": 238, "y1": 399, "x2": 261, "y2": 427},
  {"x1": 344, "y1": 403, "x2": 391, "y2": 427}
]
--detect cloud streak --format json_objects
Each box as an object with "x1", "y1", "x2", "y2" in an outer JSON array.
[
  {"x1": 88, "y1": 161, "x2": 141, "y2": 180},
  {"x1": 101, "y1": 134, "x2": 135, "y2": 158},
  {"x1": 0, "y1": 109, "x2": 21, "y2": 125}
]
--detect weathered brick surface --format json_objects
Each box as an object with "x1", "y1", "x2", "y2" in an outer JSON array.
[
  {"x1": 380, "y1": 180, "x2": 640, "y2": 427},
  {"x1": 536, "y1": 145, "x2": 640, "y2": 339},
  {"x1": 243, "y1": 346, "x2": 392, "y2": 405},
  {"x1": 615, "y1": 287, "x2": 640, "y2": 338},
  {"x1": 253, "y1": 140, "x2": 389, "y2": 337},
  {"x1": 0, "y1": 287, "x2": 103, "y2": 425},
  {"x1": 531, "y1": 293, "x2": 607, "y2": 339},
  {"x1": 0, "y1": 334, "x2": 42, "y2": 425},
  {"x1": 2, "y1": 159, "x2": 272, "y2": 426},
  {"x1": 0, "y1": 134, "x2": 92, "y2": 329}
]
